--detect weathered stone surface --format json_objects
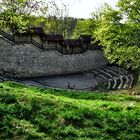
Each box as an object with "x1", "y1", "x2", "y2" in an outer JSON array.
[
  {"x1": 0, "y1": 75, "x2": 5, "y2": 82},
  {"x1": 0, "y1": 70, "x2": 4, "y2": 75},
  {"x1": 0, "y1": 37, "x2": 108, "y2": 78}
]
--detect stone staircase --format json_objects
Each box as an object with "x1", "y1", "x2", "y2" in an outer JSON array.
[
  {"x1": 0, "y1": 30, "x2": 44, "y2": 51},
  {"x1": 0, "y1": 75, "x2": 9, "y2": 82},
  {"x1": 0, "y1": 75, "x2": 4, "y2": 82},
  {"x1": 89, "y1": 65, "x2": 135, "y2": 90}
]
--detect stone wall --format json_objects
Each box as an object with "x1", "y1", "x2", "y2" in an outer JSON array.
[{"x1": 0, "y1": 37, "x2": 108, "y2": 78}]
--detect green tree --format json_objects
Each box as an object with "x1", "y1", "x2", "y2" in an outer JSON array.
[
  {"x1": 117, "y1": 0, "x2": 140, "y2": 23},
  {"x1": 72, "y1": 19, "x2": 95, "y2": 38},
  {"x1": 93, "y1": 2, "x2": 140, "y2": 69},
  {"x1": 0, "y1": 0, "x2": 48, "y2": 32}
]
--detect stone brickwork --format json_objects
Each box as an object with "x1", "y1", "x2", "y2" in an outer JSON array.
[{"x1": 0, "y1": 37, "x2": 108, "y2": 78}]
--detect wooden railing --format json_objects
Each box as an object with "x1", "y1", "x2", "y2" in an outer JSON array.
[
  {"x1": 0, "y1": 30, "x2": 44, "y2": 50},
  {"x1": 0, "y1": 30, "x2": 101, "y2": 54},
  {"x1": 31, "y1": 39, "x2": 44, "y2": 50}
]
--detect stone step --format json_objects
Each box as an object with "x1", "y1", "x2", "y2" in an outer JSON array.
[
  {"x1": 117, "y1": 76, "x2": 124, "y2": 89},
  {"x1": 122, "y1": 74, "x2": 134, "y2": 89},
  {"x1": 122, "y1": 75, "x2": 129, "y2": 89},
  {"x1": 103, "y1": 67, "x2": 120, "y2": 77},
  {"x1": 106, "y1": 66, "x2": 129, "y2": 75},
  {"x1": 96, "y1": 69, "x2": 117, "y2": 89},
  {"x1": 93, "y1": 68, "x2": 122, "y2": 90},
  {"x1": 92, "y1": 66, "x2": 135, "y2": 90},
  {"x1": 100, "y1": 68, "x2": 122, "y2": 89},
  {"x1": 91, "y1": 70, "x2": 114, "y2": 90},
  {"x1": 97, "y1": 69, "x2": 114, "y2": 78},
  {"x1": 0, "y1": 75, "x2": 8, "y2": 82},
  {"x1": 129, "y1": 74, "x2": 134, "y2": 88},
  {"x1": 91, "y1": 70, "x2": 111, "y2": 79},
  {"x1": 104, "y1": 66, "x2": 135, "y2": 89}
]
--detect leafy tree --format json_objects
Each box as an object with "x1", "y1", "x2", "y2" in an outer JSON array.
[
  {"x1": 42, "y1": 1, "x2": 77, "y2": 38},
  {"x1": 93, "y1": 2, "x2": 140, "y2": 70},
  {"x1": 64, "y1": 17, "x2": 78, "y2": 38},
  {"x1": 72, "y1": 19, "x2": 95, "y2": 38},
  {"x1": 0, "y1": 0, "x2": 48, "y2": 32},
  {"x1": 117, "y1": 0, "x2": 140, "y2": 23}
]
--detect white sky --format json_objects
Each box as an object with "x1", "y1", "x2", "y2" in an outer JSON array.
[{"x1": 54, "y1": 0, "x2": 119, "y2": 18}]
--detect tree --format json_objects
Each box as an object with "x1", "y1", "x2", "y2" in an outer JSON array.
[
  {"x1": 72, "y1": 18, "x2": 95, "y2": 38},
  {"x1": 117, "y1": 0, "x2": 140, "y2": 23},
  {"x1": 93, "y1": 2, "x2": 140, "y2": 70},
  {"x1": 64, "y1": 17, "x2": 78, "y2": 38},
  {"x1": 0, "y1": 0, "x2": 48, "y2": 32},
  {"x1": 43, "y1": 0, "x2": 74, "y2": 37}
]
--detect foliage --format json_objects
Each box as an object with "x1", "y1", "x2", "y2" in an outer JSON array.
[
  {"x1": 0, "y1": 0, "x2": 48, "y2": 32},
  {"x1": 117, "y1": 0, "x2": 140, "y2": 23},
  {"x1": 0, "y1": 10, "x2": 29, "y2": 33},
  {"x1": 92, "y1": 2, "x2": 140, "y2": 70},
  {"x1": 0, "y1": 81, "x2": 140, "y2": 139},
  {"x1": 72, "y1": 19, "x2": 95, "y2": 38},
  {"x1": 39, "y1": 0, "x2": 77, "y2": 38},
  {"x1": 44, "y1": 17, "x2": 77, "y2": 38},
  {"x1": 0, "y1": 0, "x2": 77, "y2": 37}
]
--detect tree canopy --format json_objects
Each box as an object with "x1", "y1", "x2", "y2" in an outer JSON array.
[
  {"x1": 92, "y1": 0, "x2": 140, "y2": 70},
  {"x1": 72, "y1": 19, "x2": 95, "y2": 38},
  {"x1": 0, "y1": 0, "x2": 48, "y2": 32},
  {"x1": 0, "y1": 0, "x2": 76, "y2": 37}
]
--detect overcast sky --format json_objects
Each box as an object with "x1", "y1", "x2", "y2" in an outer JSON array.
[{"x1": 55, "y1": 0, "x2": 119, "y2": 18}]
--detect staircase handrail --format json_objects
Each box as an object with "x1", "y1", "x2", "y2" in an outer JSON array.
[
  {"x1": 0, "y1": 30, "x2": 14, "y2": 42},
  {"x1": 31, "y1": 39, "x2": 44, "y2": 50},
  {"x1": 0, "y1": 30, "x2": 89, "y2": 54}
]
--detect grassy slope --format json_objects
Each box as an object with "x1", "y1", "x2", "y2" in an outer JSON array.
[{"x1": 0, "y1": 81, "x2": 140, "y2": 140}]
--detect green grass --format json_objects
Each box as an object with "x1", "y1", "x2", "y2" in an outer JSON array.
[{"x1": 0, "y1": 81, "x2": 140, "y2": 140}]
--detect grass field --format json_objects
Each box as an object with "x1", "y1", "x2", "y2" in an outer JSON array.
[{"x1": 0, "y1": 81, "x2": 140, "y2": 140}]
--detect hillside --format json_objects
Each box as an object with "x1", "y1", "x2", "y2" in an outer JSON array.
[{"x1": 0, "y1": 81, "x2": 140, "y2": 140}]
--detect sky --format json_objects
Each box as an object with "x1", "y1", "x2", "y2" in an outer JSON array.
[{"x1": 55, "y1": 0, "x2": 119, "y2": 18}]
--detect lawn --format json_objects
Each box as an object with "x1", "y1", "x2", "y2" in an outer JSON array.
[{"x1": 0, "y1": 81, "x2": 140, "y2": 140}]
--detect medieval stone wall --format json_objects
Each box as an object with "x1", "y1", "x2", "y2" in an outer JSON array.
[{"x1": 0, "y1": 37, "x2": 108, "y2": 78}]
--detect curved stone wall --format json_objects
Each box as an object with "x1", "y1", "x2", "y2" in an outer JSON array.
[{"x1": 0, "y1": 37, "x2": 108, "y2": 78}]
